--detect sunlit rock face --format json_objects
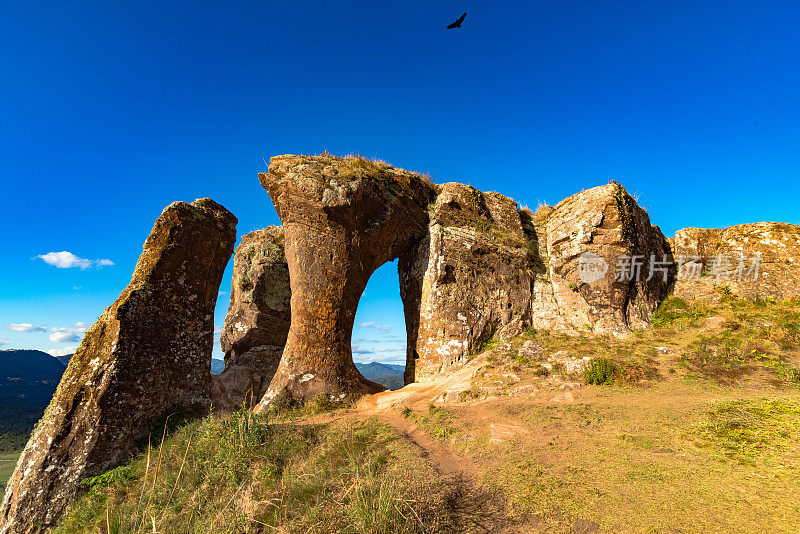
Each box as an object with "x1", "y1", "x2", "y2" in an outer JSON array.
[
  {"x1": 255, "y1": 154, "x2": 435, "y2": 408},
  {"x1": 670, "y1": 222, "x2": 800, "y2": 301},
  {"x1": 535, "y1": 183, "x2": 672, "y2": 336},
  {"x1": 399, "y1": 182, "x2": 671, "y2": 382},
  {"x1": 399, "y1": 183, "x2": 536, "y2": 382},
  {"x1": 0, "y1": 199, "x2": 236, "y2": 534},
  {"x1": 213, "y1": 227, "x2": 291, "y2": 409}
]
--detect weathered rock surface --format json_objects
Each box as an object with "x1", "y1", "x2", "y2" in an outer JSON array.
[
  {"x1": 256, "y1": 154, "x2": 434, "y2": 407},
  {"x1": 400, "y1": 182, "x2": 672, "y2": 382},
  {"x1": 212, "y1": 227, "x2": 291, "y2": 409},
  {"x1": 670, "y1": 222, "x2": 800, "y2": 300},
  {"x1": 0, "y1": 199, "x2": 236, "y2": 534},
  {"x1": 534, "y1": 183, "x2": 672, "y2": 335},
  {"x1": 399, "y1": 183, "x2": 536, "y2": 382}
]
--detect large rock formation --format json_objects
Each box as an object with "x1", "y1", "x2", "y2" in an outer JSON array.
[
  {"x1": 399, "y1": 182, "x2": 672, "y2": 382},
  {"x1": 212, "y1": 227, "x2": 291, "y2": 409},
  {"x1": 256, "y1": 154, "x2": 434, "y2": 407},
  {"x1": 533, "y1": 183, "x2": 672, "y2": 335},
  {"x1": 670, "y1": 222, "x2": 800, "y2": 300},
  {"x1": 398, "y1": 183, "x2": 537, "y2": 382},
  {"x1": 0, "y1": 199, "x2": 236, "y2": 534}
]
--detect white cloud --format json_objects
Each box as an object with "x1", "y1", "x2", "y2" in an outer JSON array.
[
  {"x1": 50, "y1": 322, "x2": 90, "y2": 334},
  {"x1": 359, "y1": 322, "x2": 394, "y2": 332},
  {"x1": 49, "y1": 332, "x2": 81, "y2": 343},
  {"x1": 37, "y1": 251, "x2": 114, "y2": 270},
  {"x1": 7, "y1": 323, "x2": 47, "y2": 332},
  {"x1": 0, "y1": 338, "x2": 9, "y2": 345},
  {"x1": 214, "y1": 325, "x2": 224, "y2": 335},
  {"x1": 47, "y1": 346, "x2": 78, "y2": 357}
]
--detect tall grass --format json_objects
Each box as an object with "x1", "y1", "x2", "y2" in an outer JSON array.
[{"x1": 57, "y1": 410, "x2": 453, "y2": 533}]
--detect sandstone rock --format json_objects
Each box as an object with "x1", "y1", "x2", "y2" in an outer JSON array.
[
  {"x1": 533, "y1": 183, "x2": 672, "y2": 335},
  {"x1": 0, "y1": 199, "x2": 237, "y2": 533},
  {"x1": 670, "y1": 222, "x2": 800, "y2": 301},
  {"x1": 213, "y1": 227, "x2": 290, "y2": 409},
  {"x1": 399, "y1": 183, "x2": 536, "y2": 382},
  {"x1": 256, "y1": 154, "x2": 434, "y2": 407}
]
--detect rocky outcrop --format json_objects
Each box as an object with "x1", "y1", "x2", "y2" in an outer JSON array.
[
  {"x1": 256, "y1": 154, "x2": 435, "y2": 407},
  {"x1": 533, "y1": 183, "x2": 672, "y2": 335},
  {"x1": 670, "y1": 222, "x2": 800, "y2": 300},
  {"x1": 399, "y1": 183, "x2": 536, "y2": 382},
  {"x1": 212, "y1": 227, "x2": 291, "y2": 409},
  {"x1": 0, "y1": 199, "x2": 236, "y2": 534},
  {"x1": 399, "y1": 182, "x2": 672, "y2": 382}
]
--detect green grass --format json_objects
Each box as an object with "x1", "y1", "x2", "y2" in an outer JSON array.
[
  {"x1": 0, "y1": 450, "x2": 21, "y2": 492},
  {"x1": 405, "y1": 405, "x2": 460, "y2": 440},
  {"x1": 56, "y1": 410, "x2": 456, "y2": 533},
  {"x1": 693, "y1": 397, "x2": 800, "y2": 466}
]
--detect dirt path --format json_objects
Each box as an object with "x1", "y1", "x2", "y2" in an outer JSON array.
[{"x1": 287, "y1": 365, "x2": 534, "y2": 532}]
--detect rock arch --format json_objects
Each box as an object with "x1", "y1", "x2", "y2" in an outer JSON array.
[{"x1": 255, "y1": 155, "x2": 434, "y2": 407}]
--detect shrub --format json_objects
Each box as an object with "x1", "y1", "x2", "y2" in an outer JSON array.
[{"x1": 583, "y1": 358, "x2": 616, "y2": 385}]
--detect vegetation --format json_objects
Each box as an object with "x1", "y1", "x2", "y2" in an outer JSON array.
[
  {"x1": 582, "y1": 357, "x2": 616, "y2": 385},
  {"x1": 57, "y1": 409, "x2": 457, "y2": 533},
  {"x1": 1, "y1": 450, "x2": 21, "y2": 493},
  {"x1": 693, "y1": 397, "x2": 800, "y2": 466}
]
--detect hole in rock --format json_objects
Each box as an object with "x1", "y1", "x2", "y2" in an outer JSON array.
[{"x1": 351, "y1": 259, "x2": 407, "y2": 391}]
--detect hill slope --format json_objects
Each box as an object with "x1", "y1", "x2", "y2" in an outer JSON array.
[{"x1": 0, "y1": 350, "x2": 65, "y2": 451}]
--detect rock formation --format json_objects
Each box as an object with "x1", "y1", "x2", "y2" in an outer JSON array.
[
  {"x1": 398, "y1": 183, "x2": 537, "y2": 382},
  {"x1": 0, "y1": 199, "x2": 236, "y2": 534},
  {"x1": 212, "y1": 227, "x2": 291, "y2": 409},
  {"x1": 670, "y1": 222, "x2": 800, "y2": 300},
  {"x1": 532, "y1": 183, "x2": 672, "y2": 334},
  {"x1": 256, "y1": 154, "x2": 434, "y2": 407},
  {"x1": 252, "y1": 155, "x2": 671, "y2": 397},
  {"x1": 400, "y1": 182, "x2": 672, "y2": 382}
]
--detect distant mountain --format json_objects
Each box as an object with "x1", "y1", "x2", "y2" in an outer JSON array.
[
  {"x1": 0, "y1": 350, "x2": 66, "y2": 451},
  {"x1": 211, "y1": 359, "x2": 225, "y2": 375},
  {"x1": 54, "y1": 354, "x2": 73, "y2": 367},
  {"x1": 355, "y1": 362, "x2": 405, "y2": 390}
]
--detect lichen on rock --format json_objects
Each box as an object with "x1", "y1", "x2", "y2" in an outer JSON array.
[
  {"x1": 212, "y1": 227, "x2": 290, "y2": 409},
  {"x1": 256, "y1": 154, "x2": 435, "y2": 408}
]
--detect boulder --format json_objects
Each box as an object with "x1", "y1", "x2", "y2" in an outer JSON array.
[
  {"x1": 532, "y1": 183, "x2": 672, "y2": 335},
  {"x1": 399, "y1": 183, "x2": 536, "y2": 382},
  {"x1": 256, "y1": 154, "x2": 434, "y2": 407},
  {"x1": 213, "y1": 227, "x2": 290, "y2": 409},
  {"x1": 0, "y1": 199, "x2": 236, "y2": 533},
  {"x1": 670, "y1": 222, "x2": 800, "y2": 301}
]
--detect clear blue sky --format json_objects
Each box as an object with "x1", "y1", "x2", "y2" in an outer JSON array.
[{"x1": 2, "y1": 1, "x2": 799, "y2": 363}]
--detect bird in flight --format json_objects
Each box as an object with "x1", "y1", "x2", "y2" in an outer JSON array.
[{"x1": 447, "y1": 12, "x2": 467, "y2": 29}]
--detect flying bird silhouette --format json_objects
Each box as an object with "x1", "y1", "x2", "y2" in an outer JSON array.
[{"x1": 447, "y1": 12, "x2": 467, "y2": 29}]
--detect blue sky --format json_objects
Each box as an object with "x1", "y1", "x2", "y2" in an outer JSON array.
[{"x1": 2, "y1": 1, "x2": 799, "y2": 363}]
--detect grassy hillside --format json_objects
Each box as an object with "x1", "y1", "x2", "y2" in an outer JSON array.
[
  {"x1": 0, "y1": 450, "x2": 21, "y2": 493},
  {"x1": 56, "y1": 409, "x2": 465, "y2": 533},
  {"x1": 56, "y1": 295, "x2": 800, "y2": 532},
  {"x1": 0, "y1": 349, "x2": 65, "y2": 451}
]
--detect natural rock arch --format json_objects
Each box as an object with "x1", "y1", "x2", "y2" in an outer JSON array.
[{"x1": 256, "y1": 155, "x2": 434, "y2": 407}]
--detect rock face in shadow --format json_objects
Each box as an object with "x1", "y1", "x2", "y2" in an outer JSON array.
[
  {"x1": 398, "y1": 183, "x2": 536, "y2": 382},
  {"x1": 0, "y1": 199, "x2": 236, "y2": 534},
  {"x1": 212, "y1": 227, "x2": 291, "y2": 409},
  {"x1": 670, "y1": 222, "x2": 800, "y2": 301},
  {"x1": 256, "y1": 154, "x2": 434, "y2": 407}
]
